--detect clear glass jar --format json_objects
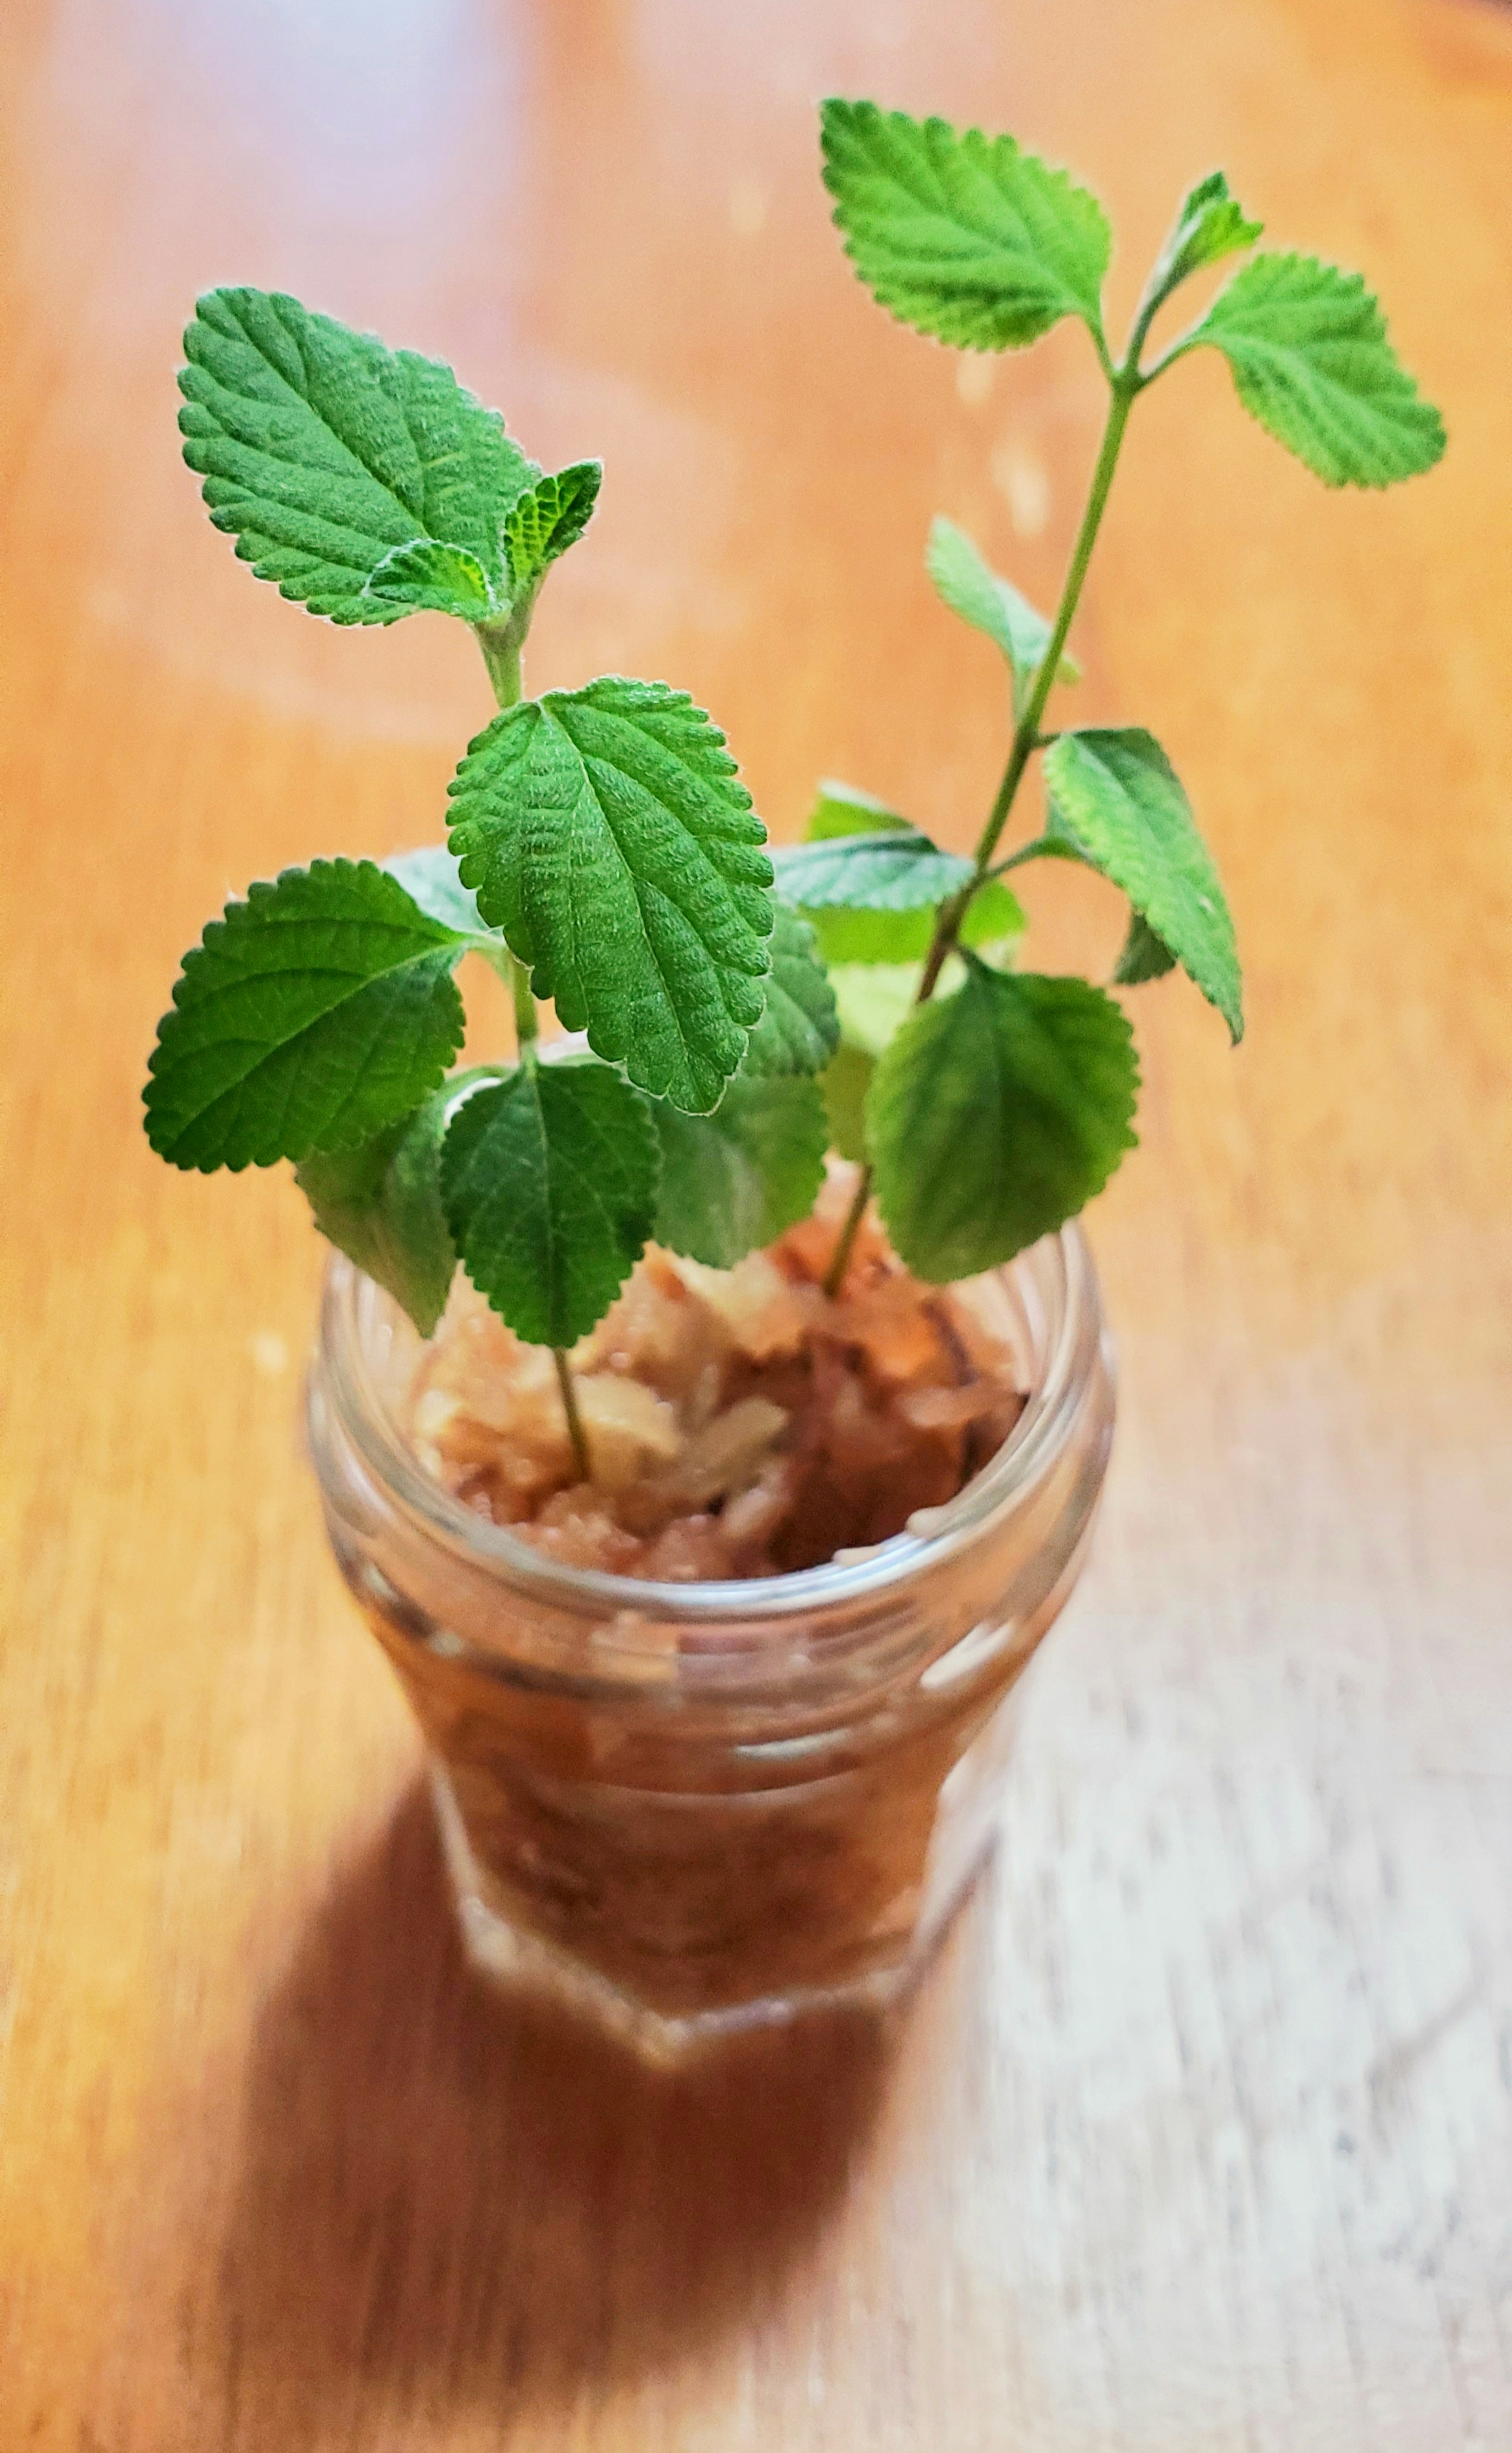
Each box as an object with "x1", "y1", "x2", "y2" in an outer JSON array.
[{"x1": 306, "y1": 1228, "x2": 1115, "y2": 2061}]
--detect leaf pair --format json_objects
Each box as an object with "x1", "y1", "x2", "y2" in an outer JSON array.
[
  {"x1": 391, "y1": 898, "x2": 835, "y2": 1336},
  {"x1": 882, "y1": 512, "x2": 1239, "y2": 1038},
  {"x1": 146, "y1": 836, "x2": 837, "y2": 1340},
  {"x1": 301, "y1": 1054, "x2": 660, "y2": 1349},
  {"x1": 179, "y1": 289, "x2": 600, "y2": 626},
  {"x1": 771, "y1": 779, "x2": 1022, "y2": 970},
  {"x1": 821, "y1": 100, "x2": 1443, "y2": 488},
  {"x1": 302, "y1": 1051, "x2": 831, "y2": 1346},
  {"x1": 1142, "y1": 164, "x2": 1444, "y2": 487},
  {"x1": 785, "y1": 733, "x2": 1238, "y2": 1247},
  {"x1": 152, "y1": 680, "x2": 818, "y2": 1177},
  {"x1": 434, "y1": 894, "x2": 835, "y2": 1337}
]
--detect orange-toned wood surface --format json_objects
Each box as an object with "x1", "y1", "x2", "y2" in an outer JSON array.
[{"x1": 5, "y1": 0, "x2": 1512, "y2": 2444}]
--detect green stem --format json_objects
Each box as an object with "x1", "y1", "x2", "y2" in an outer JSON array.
[
  {"x1": 475, "y1": 616, "x2": 523, "y2": 709},
  {"x1": 988, "y1": 834, "x2": 1062, "y2": 879},
  {"x1": 508, "y1": 951, "x2": 538, "y2": 1055},
  {"x1": 822, "y1": 1162, "x2": 873, "y2": 1300},
  {"x1": 917, "y1": 371, "x2": 1136, "y2": 998},
  {"x1": 475, "y1": 600, "x2": 591, "y2": 1480},
  {"x1": 553, "y1": 1346, "x2": 592, "y2": 1482},
  {"x1": 822, "y1": 362, "x2": 1142, "y2": 1294},
  {"x1": 475, "y1": 630, "x2": 544, "y2": 1056}
]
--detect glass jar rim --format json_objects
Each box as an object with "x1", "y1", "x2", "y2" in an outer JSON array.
[{"x1": 314, "y1": 1224, "x2": 1105, "y2": 1628}]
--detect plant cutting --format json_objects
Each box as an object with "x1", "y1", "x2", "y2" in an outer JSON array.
[{"x1": 145, "y1": 101, "x2": 1443, "y2": 2049}]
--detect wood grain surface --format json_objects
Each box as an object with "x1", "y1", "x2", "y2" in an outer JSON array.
[{"x1": 4, "y1": 0, "x2": 1512, "y2": 2444}]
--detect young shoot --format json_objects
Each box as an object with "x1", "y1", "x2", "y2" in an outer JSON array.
[
  {"x1": 790, "y1": 102, "x2": 1444, "y2": 1293},
  {"x1": 143, "y1": 105, "x2": 1444, "y2": 1480}
]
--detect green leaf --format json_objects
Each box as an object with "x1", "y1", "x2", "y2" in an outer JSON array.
[
  {"x1": 382, "y1": 844, "x2": 498, "y2": 941},
  {"x1": 926, "y1": 517, "x2": 1078, "y2": 712},
  {"x1": 830, "y1": 959, "x2": 938, "y2": 1057},
  {"x1": 440, "y1": 1055, "x2": 658, "y2": 1348},
  {"x1": 797, "y1": 906, "x2": 922, "y2": 966},
  {"x1": 806, "y1": 779, "x2": 910, "y2": 841},
  {"x1": 1043, "y1": 727, "x2": 1242, "y2": 1040},
  {"x1": 820, "y1": 1043, "x2": 875, "y2": 1166},
  {"x1": 447, "y1": 677, "x2": 774, "y2": 1113},
  {"x1": 295, "y1": 1084, "x2": 462, "y2": 1337},
  {"x1": 799, "y1": 881, "x2": 1025, "y2": 968},
  {"x1": 1113, "y1": 912, "x2": 1177, "y2": 987},
  {"x1": 504, "y1": 461, "x2": 603, "y2": 598},
  {"x1": 651, "y1": 1075, "x2": 828, "y2": 1269},
  {"x1": 178, "y1": 288, "x2": 542, "y2": 623},
  {"x1": 1191, "y1": 253, "x2": 1446, "y2": 488},
  {"x1": 740, "y1": 901, "x2": 839, "y2": 1078},
  {"x1": 867, "y1": 964, "x2": 1139, "y2": 1282},
  {"x1": 819, "y1": 98, "x2": 1111, "y2": 352},
  {"x1": 364, "y1": 538, "x2": 498, "y2": 621},
  {"x1": 794, "y1": 777, "x2": 1023, "y2": 962},
  {"x1": 826, "y1": 933, "x2": 1022, "y2": 1145},
  {"x1": 143, "y1": 860, "x2": 467, "y2": 1172},
  {"x1": 830, "y1": 951, "x2": 971, "y2": 1054},
  {"x1": 771, "y1": 829, "x2": 976, "y2": 913},
  {"x1": 819, "y1": 951, "x2": 971, "y2": 1154},
  {"x1": 1141, "y1": 172, "x2": 1262, "y2": 324}
]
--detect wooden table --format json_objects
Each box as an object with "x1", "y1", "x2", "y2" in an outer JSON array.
[{"x1": 5, "y1": 0, "x2": 1512, "y2": 2442}]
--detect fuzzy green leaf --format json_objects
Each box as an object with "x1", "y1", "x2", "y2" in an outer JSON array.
[
  {"x1": 771, "y1": 829, "x2": 976, "y2": 914},
  {"x1": 652, "y1": 1074, "x2": 828, "y2": 1269},
  {"x1": 830, "y1": 959, "x2": 943, "y2": 1057},
  {"x1": 504, "y1": 461, "x2": 603, "y2": 598},
  {"x1": 1043, "y1": 727, "x2": 1242, "y2": 1040},
  {"x1": 144, "y1": 860, "x2": 467, "y2": 1172},
  {"x1": 447, "y1": 677, "x2": 774, "y2": 1113},
  {"x1": 820, "y1": 1044, "x2": 875, "y2": 1166},
  {"x1": 364, "y1": 539, "x2": 498, "y2": 621},
  {"x1": 1142, "y1": 172, "x2": 1262, "y2": 323},
  {"x1": 820, "y1": 98, "x2": 1111, "y2": 352},
  {"x1": 795, "y1": 779, "x2": 1023, "y2": 962},
  {"x1": 806, "y1": 779, "x2": 910, "y2": 841},
  {"x1": 1192, "y1": 253, "x2": 1445, "y2": 488},
  {"x1": 867, "y1": 963, "x2": 1139, "y2": 1281},
  {"x1": 295, "y1": 1085, "x2": 461, "y2": 1336},
  {"x1": 926, "y1": 517, "x2": 1077, "y2": 710},
  {"x1": 382, "y1": 844, "x2": 498, "y2": 941},
  {"x1": 819, "y1": 953, "x2": 969, "y2": 1162},
  {"x1": 798, "y1": 881, "x2": 1024, "y2": 968},
  {"x1": 739, "y1": 901, "x2": 839, "y2": 1079},
  {"x1": 178, "y1": 288, "x2": 542, "y2": 623},
  {"x1": 440, "y1": 1056, "x2": 658, "y2": 1348},
  {"x1": 796, "y1": 906, "x2": 927, "y2": 966},
  {"x1": 1113, "y1": 912, "x2": 1177, "y2": 987}
]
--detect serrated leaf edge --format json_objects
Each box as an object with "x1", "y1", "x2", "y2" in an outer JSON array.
[
  {"x1": 865, "y1": 965, "x2": 1140, "y2": 1281},
  {"x1": 819, "y1": 96, "x2": 1111, "y2": 352},
  {"x1": 446, "y1": 677, "x2": 775, "y2": 1114},
  {"x1": 440, "y1": 1057, "x2": 660, "y2": 1347},
  {"x1": 143, "y1": 857, "x2": 470, "y2": 1172},
  {"x1": 1190, "y1": 250, "x2": 1447, "y2": 491}
]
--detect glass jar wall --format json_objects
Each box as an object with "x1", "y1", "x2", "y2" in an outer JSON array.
[{"x1": 307, "y1": 1228, "x2": 1115, "y2": 2060}]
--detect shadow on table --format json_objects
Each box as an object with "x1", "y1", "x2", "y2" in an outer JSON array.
[{"x1": 220, "y1": 1778, "x2": 890, "y2": 2426}]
